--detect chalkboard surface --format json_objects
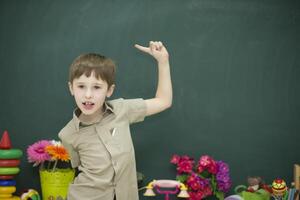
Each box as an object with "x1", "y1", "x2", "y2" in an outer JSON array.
[{"x1": 0, "y1": 0, "x2": 299, "y2": 199}]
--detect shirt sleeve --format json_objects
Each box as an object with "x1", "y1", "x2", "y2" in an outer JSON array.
[
  {"x1": 61, "y1": 140, "x2": 80, "y2": 168},
  {"x1": 123, "y1": 98, "x2": 147, "y2": 124},
  {"x1": 58, "y1": 131, "x2": 80, "y2": 168}
]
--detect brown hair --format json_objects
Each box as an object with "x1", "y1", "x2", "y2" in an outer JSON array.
[{"x1": 69, "y1": 53, "x2": 116, "y2": 87}]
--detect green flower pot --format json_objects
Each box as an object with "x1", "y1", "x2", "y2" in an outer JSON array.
[{"x1": 39, "y1": 169, "x2": 75, "y2": 200}]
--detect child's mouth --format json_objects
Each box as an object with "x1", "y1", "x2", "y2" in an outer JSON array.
[{"x1": 82, "y1": 102, "x2": 95, "y2": 110}]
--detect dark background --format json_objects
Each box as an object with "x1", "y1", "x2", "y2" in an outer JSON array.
[{"x1": 0, "y1": 0, "x2": 299, "y2": 199}]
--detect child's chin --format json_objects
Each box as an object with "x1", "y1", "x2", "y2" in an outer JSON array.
[{"x1": 81, "y1": 110, "x2": 96, "y2": 115}]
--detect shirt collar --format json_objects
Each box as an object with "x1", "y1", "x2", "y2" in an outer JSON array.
[{"x1": 72, "y1": 101, "x2": 114, "y2": 131}]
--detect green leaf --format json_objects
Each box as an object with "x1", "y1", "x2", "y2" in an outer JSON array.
[
  {"x1": 211, "y1": 176, "x2": 217, "y2": 193},
  {"x1": 215, "y1": 191, "x2": 224, "y2": 200},
  {"x1": 200, "y1": 170, "x2": 211, "y2": 178},
  {"x1": 176, "y1": 174, "x2": 188, "y2": 183}
]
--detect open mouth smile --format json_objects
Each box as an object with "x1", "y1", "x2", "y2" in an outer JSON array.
[{"x1": 82, "y1": 102, "x2": 95, "y2": 110}]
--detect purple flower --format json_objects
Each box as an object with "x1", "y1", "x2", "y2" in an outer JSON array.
[
  {"x1": 216, "y1": 161, "x2": 231, "y2": 192},
  {"x1": 216, "y1": 161, "x2": 229, "y2": 173},
  {"x1": 27, "y1": 140, "x2": 51, "y2": 166}
]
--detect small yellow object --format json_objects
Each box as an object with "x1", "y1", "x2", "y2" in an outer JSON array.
[
  {"x1": 178, "y1": 183, "x2": 190, "y2": 198},
  {"x1": 0, "y1": 186, "x2": 16, "y2": 194},
  {"x1": 143, "y1": 181, "x2": 156, "y2": 196}
]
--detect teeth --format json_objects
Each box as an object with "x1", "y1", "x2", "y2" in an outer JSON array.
[{"x1": 83, "y1": 102, "x2": 93, "y2": 105}]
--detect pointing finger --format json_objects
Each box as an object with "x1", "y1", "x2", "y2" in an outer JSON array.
[{"x1": 134, "y1": 44, "x2": 150, "y2": 54}]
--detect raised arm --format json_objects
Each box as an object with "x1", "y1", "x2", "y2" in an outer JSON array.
[{"x1": 135, "y1": 41, "x2": 173, "y2": 116}]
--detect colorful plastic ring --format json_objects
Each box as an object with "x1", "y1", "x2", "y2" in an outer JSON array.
[
  {"x1": 0, "y1": 193, "x2": 12, "y2": 198},
  {"x1": 0, "y1": 167, "x2": 20, "y2": 175},
  {"x1": 0, "y1": 186, "x2": 16, "y2": 193},
  {"x1": 0, "y1": 150, "x2": 23, "y2": 159},
  {"x1": 0, "y1": 160, "x2": 20, "y2": 167},
  {"x1": 0, "y1": 175, "x2": 14, "y2": 180},
  {"x1": 0, "y1": 180, "x2": 16, "y2": 186},
  {"x1": 4, "y1": 196, "x2": 20, "y2": 200}
]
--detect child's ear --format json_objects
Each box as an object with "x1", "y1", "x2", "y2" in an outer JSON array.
[
  {"x1": 68, "y1": 82, "x2": 74, "y2": 96},
  {"x1": 106, "y1": 84, "x2": 115, "y2": 98}
]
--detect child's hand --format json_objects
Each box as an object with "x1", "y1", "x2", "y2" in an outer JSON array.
[{"x1": 135, "y1": 41, "x2": 169, "y2": 64}]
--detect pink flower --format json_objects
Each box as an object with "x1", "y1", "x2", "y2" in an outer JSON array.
[
  {"x1": 170, "y1": 154, "x2": 180, "y2": 164},
  {"x1": 197, "y1": 155, "x2": 217, "y2": 174},
  {"x1": 199, "y1": 155, "x2": 213, "y2": 167},
  {"x1": 27, "y1": 140, "x2": 51, "y2": 165}
]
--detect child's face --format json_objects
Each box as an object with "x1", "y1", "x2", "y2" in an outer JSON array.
[{"x1": 69, "y1": 71, "x2": 115, "y2": 117}]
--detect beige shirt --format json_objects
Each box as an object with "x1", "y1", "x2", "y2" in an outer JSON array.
[{"x1": 58, "y1": 98, "x2": 147, "y2": 200}]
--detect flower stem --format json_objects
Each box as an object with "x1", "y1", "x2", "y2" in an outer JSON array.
[
  {"x1": 47, "y1": 161, "x2": 51, "y2": 170},
  {"x1": 52, "y1": 160, "x2": 58, "y2": 172},
  {"x1": 39, "y1": 162, "x2": 44, "y2": 171}
]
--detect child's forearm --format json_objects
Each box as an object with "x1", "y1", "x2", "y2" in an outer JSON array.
[
  {"x1": 144, "y1": 59, "x2": 172, "y2": 116},
  {"x1": 135, "y1": 41, "x2": 173, "y2": 116},
  {"x1": 155, "y1": 59, "x2": 173, "y2": 108}
]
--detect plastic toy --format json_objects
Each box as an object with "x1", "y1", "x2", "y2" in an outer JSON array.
[
  {"x1": 226, "y1": 176, "x2": 272, "y2": 200},
  {"x1": 0, "y1": 160, "x2": 20, "y2": 167},
  {"x1": 20, "y1": 189, "x2": 41, "y2": 200},
  {"x1": 0, "y1": 131, "x2": 22, "y2": 200},
  {"x1": 143, "y1": 179, "x2": 189, "y2": 200},
  {"x1": 0, "y1": 168, "x2": 20, "y2": 175},
  {"x1": 0, "y1": 180, "x2": 16, "y2": 186},
  {"x1": 272, "y1": 179, "x2": 288, "y2": 200}
]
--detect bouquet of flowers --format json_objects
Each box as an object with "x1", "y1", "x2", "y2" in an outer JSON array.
[
  {"x1": 27, "y1": 140, "x2": 70, "y2": 171},
  {"x1": 171, "y1": 154, "x2": 231, "y2": 200}
]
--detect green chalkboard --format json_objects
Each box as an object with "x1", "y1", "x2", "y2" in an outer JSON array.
[{"x1": 0, "y1": 0, "x2": 299, "y2": 199}]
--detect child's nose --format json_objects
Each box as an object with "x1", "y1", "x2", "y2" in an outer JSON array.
[{"x1": 85, "y1": 88, "x2": 92, "y2": 98}]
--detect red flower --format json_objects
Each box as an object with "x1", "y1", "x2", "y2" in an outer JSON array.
[
  {"x1": 207, "y1": 161, "x2": 218, "y2": 174},
  {"x1": 187, "y1": 174, "x2": 201, "y2": 191},
  {"x1": 171, "y1": 154, "x2": 231, "y2": 200},
  {"x1": 202, "y1": 186, "x2": 213, "y2": 197},
  {"x1": 189, "y1": 191, "x2": 204, "y2": 200},
  {"x1": 177, "y1": 159, "x2": 194, "y2": 173}
]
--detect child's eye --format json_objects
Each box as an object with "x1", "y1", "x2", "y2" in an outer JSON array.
[
  {"x1": 77, "y1": 85, "x2": 85, "y2": 89},
  {"x1": 94, "y1": 86, "x2": 101, "y2": 89}
]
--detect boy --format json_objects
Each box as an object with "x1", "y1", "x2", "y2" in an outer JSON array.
[{"x1": 58, "y1": 41, "x2": 172, "y2": 200}]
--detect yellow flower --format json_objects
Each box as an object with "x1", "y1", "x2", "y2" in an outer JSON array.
[{"x1": 45, "y1": 145, "x2": 70, "y2": 162}]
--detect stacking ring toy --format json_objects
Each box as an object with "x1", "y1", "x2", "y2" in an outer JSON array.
[
  {"x1": 1, "y1": 196, "x2": 20, "y2": 200},
  {"x1": 0, "y1": 150, "x2": 23, "y2": 159},
  {"x1": 0, "y1": 186, "x2": 16, "y2": 193},
  {"x1": 21, "y1": 189, "x2": 41, "y2": 200},
  {"x1": 0, "y1": 193, "x2": 12, "y2": 198},
  {"x1": 0, "y1": 167, "x2": 20, "y2": 175},
  {"x1": 0, "y1": 160, "x2": 20, "y2": 167},
  {"x1": 0, "y1": 175, "x2": 14, "y2": 180},
  {"x1": 0, "y1": 180, "x2": 16, "y2": 186}
]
